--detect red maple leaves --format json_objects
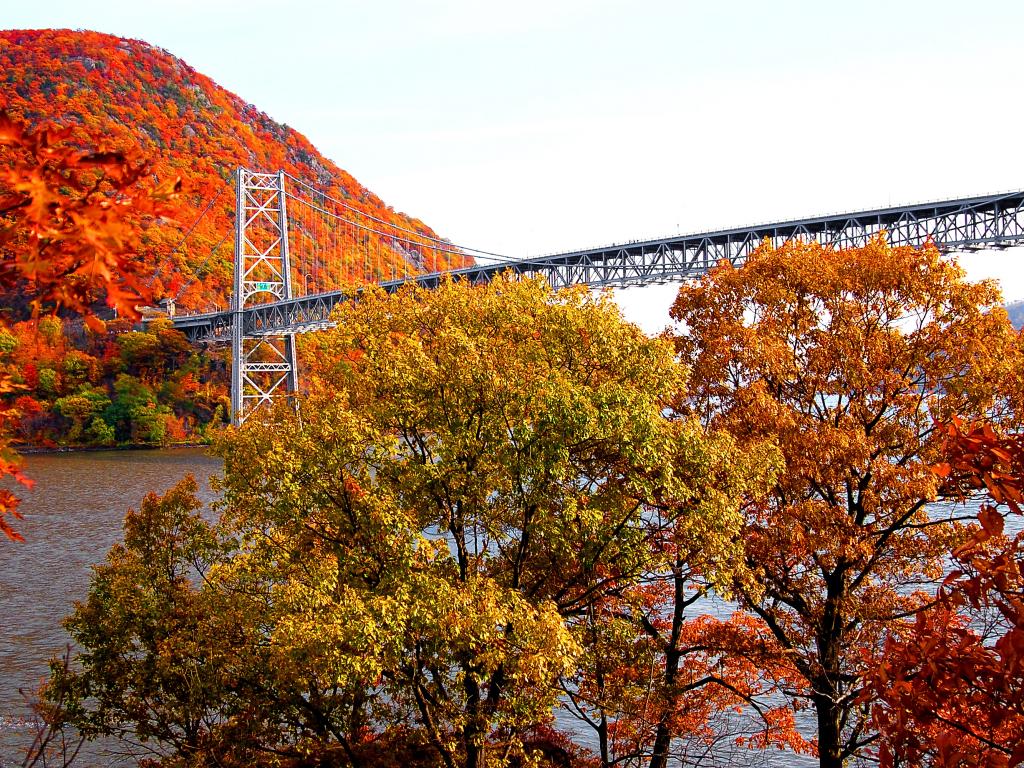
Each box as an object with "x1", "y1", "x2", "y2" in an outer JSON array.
[
  {"x1": 0, "y1": 111, "x2": 179, "y2": 540},
  {"x1": 870, "y1": 419, "x2": 1024, "y2": 767},
  {"x1": 0, "y1": 111, "x2": 180, "y2": 322}
]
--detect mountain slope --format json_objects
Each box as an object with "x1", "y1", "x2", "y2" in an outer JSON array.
[
  {"x1": 0, "y1": 29, "x2": 471, "y2": 448},
  {"x1": 1006, "y1": 300, "x2": 1024, "y2": 330},
  {"x1": 0, "y1": 28, "x2": 466, "y2": 312}
]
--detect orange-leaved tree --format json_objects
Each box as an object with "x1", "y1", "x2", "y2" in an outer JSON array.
[
  {"x1": 869, "y1": 419, "x2": 1024, "y2": 768},
  {"x1": 669, "y1": 236, "x2": 1023, "y2": 768},
  {"x1": 560, "y1": 432, "x2": 808, "y2": 768},
  {"x1": 0, "y1": 111, "x2": 177, "y2": 539}
]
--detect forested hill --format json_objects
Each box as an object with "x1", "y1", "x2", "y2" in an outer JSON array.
[
  {"x1": 0, "y1": 28, "x2": 465, "y2": 313},
  {"x1": 0, "y1": 29, "x2": 467, "y2": 448}
]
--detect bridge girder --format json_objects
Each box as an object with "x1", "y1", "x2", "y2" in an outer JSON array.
[{"x1": 171, "y1": 179, "x2": 1024, "y2": 426}]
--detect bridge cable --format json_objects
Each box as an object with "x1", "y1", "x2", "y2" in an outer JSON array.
[
  {"x1": 146, "y1": 186, "x2": 226, "y2": 289},
  {"x1": 173, "y1": 226, "x2": 232, "y2": 309},
  {"x1": 287, "y1": 193, "x2": 521, "y2": 265},
  {"x1": 283, "y1": 172, "x2": 516, "y2": 263}
]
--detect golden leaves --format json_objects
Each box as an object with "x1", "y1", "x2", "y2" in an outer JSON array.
[{"x1": 196, "y1": 276, "x2": 738, "y2": 761}]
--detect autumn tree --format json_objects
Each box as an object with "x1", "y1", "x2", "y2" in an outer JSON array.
[
  {"x1": 560, "y1": 434, "x2": 802, "y2": 768},
  {"x1": 868, "y1": 420, "x2": 1024, "y2": 767},
  {"x1": 0, "y1": 111, "x2": 177, "y2": 538},
  {"x1": 669, "y1": 237, "x2": 1024, "y2": 768},
  {"x1": 50, "y1": 276, "x2": 746, "y2": 767}
]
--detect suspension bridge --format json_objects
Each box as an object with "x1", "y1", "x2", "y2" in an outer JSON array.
[{"x1": 166, "y1": 168, "x2": 1024, "y2": 425}]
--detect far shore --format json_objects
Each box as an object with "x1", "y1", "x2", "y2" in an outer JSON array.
[{"x1": 14, "y1": 441, "x2": 211, "y2": 455}]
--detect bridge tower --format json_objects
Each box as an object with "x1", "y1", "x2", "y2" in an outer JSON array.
[{"x1": 231, "y1": 169, "x2": 299, "y2": 425}]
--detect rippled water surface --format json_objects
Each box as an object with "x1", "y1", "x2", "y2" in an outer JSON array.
[
  {"x1": 0, "y1": 448, "x2": 222, "y2": 766},
  {"x1": 1, "y1": 448, "x2": 1015, "y2": 767}
]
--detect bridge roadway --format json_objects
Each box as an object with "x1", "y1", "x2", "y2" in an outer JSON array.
[{"x1": 172, "y1": 189, "x2": 1024, "y2": 343}]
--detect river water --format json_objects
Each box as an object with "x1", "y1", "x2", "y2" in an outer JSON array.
[
  {"x1": 0, "y1": 449, "x2": 222, "y2": 766},
  {"x1": 0, "y1": 450, "x2": 1007, "y2": 767}
]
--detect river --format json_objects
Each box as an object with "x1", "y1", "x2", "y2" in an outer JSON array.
[
  {"x1": 0, "y1": 449, "x2": 222, "y2": 766},
  {"x1": 0, "y1": 449, "x2": 1008, "y2": 767}
]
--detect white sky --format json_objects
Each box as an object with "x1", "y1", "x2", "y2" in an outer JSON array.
[{"x1": 5, "y1": 0, "x2": 1024, "y2": 331}]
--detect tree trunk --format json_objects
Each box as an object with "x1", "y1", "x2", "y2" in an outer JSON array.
[
  {"x1": 598, "y1": 711, "x2": 610, "y2": 768},
  {"x1": 463, "y1": 672, "x2": 483, "y2": 768},
  {"x1": 648, "y1": 561, "x2": 686, "y2": 768},
  {"x1": 813, "y1": 691, "x2": 844, "y2": 768}
]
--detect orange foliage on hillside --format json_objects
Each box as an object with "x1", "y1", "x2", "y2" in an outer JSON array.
[
  {"x1": 0, "y1": 30, "x2": 467, "y2": 458},
  {"x1": 0, "y1": 28, "x2": 468, "y2": 313}
]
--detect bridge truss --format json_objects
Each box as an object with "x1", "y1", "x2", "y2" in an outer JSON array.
[
  {"x1": 170, "y1": 171, "x2": 1024, "y2": 424},
  {"x1": 229, "y1": 170, "x2": 299, "y2": 422}
]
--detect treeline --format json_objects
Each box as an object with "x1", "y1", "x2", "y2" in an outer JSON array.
[
  {"x1": 39, "y1": 256, "x2": 1024, "y2": 768},
  {"x1": 0, "y1": 317, "x2": 228, "y2": 447}
]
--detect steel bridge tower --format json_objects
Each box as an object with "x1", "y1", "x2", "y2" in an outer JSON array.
[{"x1": 231, "y1": 169, "x2": 298, "y2": 425}]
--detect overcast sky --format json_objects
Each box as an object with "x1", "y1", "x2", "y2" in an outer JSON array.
[{"x1": 5, "y1": 0, "x2": 1024, "y2": 330}]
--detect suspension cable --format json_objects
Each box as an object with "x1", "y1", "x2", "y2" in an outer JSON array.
[
  {"x1": 174, "y1": 227, "x2": 232, "y2": 305},
  {"x1": 147, "y1": 186, "x2": 226, "y2": 287},
  {"x1": 286, "y1": 193, "x2": 516, "y2": 264},
  {"x1": 283, "y1": 172, "x2": 517, "y2": 263}
]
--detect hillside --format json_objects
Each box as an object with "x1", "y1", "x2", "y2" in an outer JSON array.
[
  {"x1": 0, "y1": 29, "x2": 468, "y2": 448},
  {"x1": 0, "y1": 28, "x2": 467, "y2": 313}
]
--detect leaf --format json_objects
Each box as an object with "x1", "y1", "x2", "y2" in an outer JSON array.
[
  {"x1": 979, "y1": 505, "x2": 1005, "y2": 538},
  {"x1": 83, "y1": 314, "x2": 106, "y2": 334}
]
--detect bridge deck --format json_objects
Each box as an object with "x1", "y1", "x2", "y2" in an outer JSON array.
[{"x1": 173, "y1": 189, "x2": 1024, "y2": 342}]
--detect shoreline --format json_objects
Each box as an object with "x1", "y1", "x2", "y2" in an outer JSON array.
[{"x1": 14, "y1": 441, "x2": 211, "y2": 455}]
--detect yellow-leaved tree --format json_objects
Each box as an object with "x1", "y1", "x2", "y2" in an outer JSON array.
[{"x1": 50, "y1": 276, "x2": 752, "y2": 768}]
